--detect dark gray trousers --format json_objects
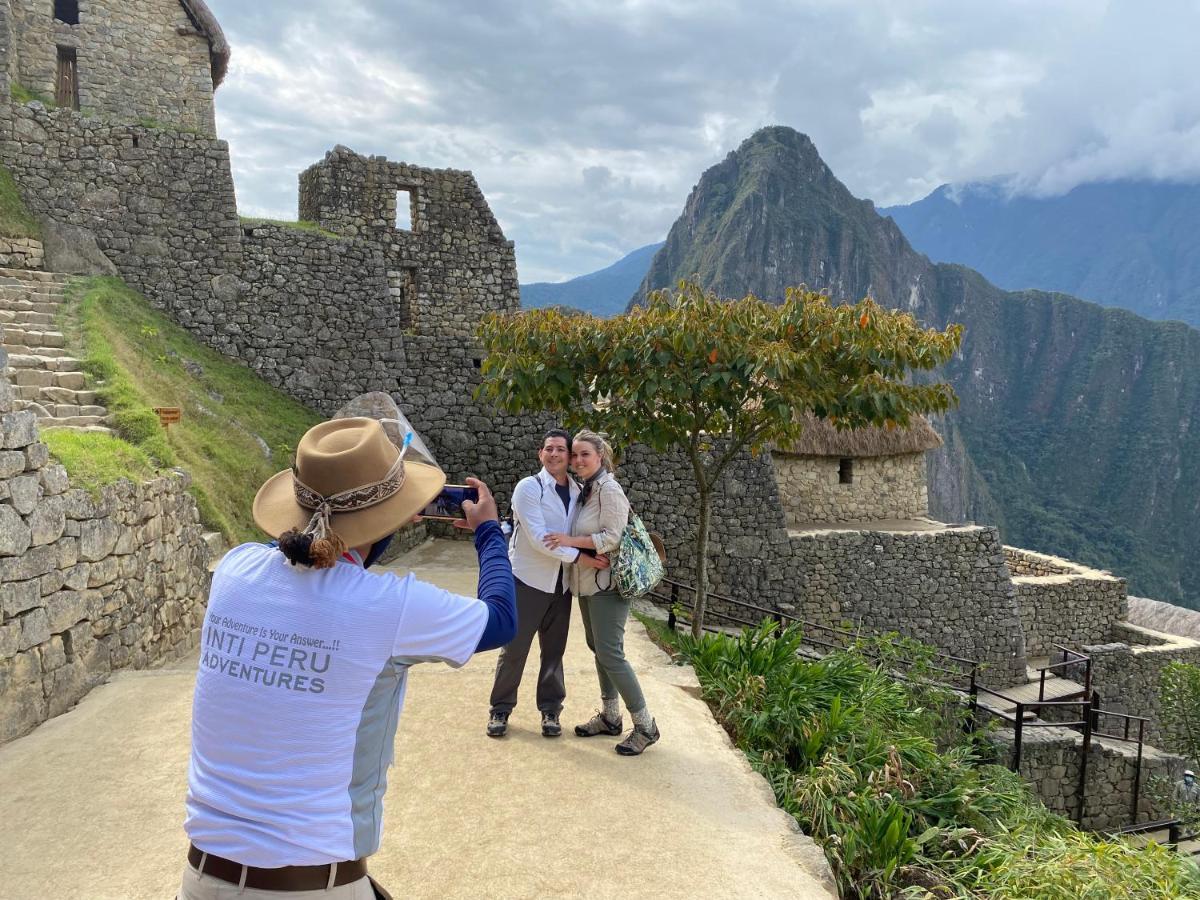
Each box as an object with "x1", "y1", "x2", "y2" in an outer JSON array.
[{"x1": 489, "y1": 577, "x2": 571, "y2": 715}]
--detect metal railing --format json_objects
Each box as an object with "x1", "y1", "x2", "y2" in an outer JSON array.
[
  {"x1": 1033, "y1": 644, "x2": 1092, "y2": 702},
  {"x1": 651, "y1": 577, "x2": 980, "y2": 690}
]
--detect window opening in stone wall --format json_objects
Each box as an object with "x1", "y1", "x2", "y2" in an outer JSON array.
[
  {"x1": 389, "y1": 269, "x2": 419, "y2": 331},
  {"x1": 55, "y1": 46, "x2": 79, "y2": 110},
  {"x1": 395, "y1": 190, "x2": 413, "y2": 231},
  {"x1": 53, "y1": 0, "x2": 80, "y2": 25},
  {"x1": 838, "y1": 458, "x2": 854, "y2": 485}
]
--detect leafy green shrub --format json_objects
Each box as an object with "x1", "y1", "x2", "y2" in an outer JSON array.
[{"x1": 665, "y1": 621, "x2": 1200, "y2": 898}]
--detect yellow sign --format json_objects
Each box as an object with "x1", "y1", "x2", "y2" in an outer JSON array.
[{"x1": 154, "y1": 406, "x2": 182, "y2": 429}]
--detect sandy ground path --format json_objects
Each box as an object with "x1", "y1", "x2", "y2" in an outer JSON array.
[{"x1": 0, "y1": 539, "x2": 834, "y2": 899}]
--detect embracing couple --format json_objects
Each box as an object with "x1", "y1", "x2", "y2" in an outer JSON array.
[{"x1": 486, "y1": 428, "x2": 661, "y2": 756}]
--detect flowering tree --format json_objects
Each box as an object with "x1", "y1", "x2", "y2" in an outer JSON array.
[{"x1": 478, "y1": 279, "x2": 962, "y2": 635}]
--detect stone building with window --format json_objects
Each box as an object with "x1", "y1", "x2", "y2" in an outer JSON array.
[
  {"x1": 0, "y1": 0, "x2": 227, "y2": 133},
  {"x1": 771, "y1": 413, "x2": 941, "y2": 527}
]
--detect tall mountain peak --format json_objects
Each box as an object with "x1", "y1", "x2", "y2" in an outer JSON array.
[
  {"x1": 633, "y1": 124, "x2": 922, "y2": 307},
  {"x1": 633, "y1": 127, "x2": 1200, "y2": 609}
]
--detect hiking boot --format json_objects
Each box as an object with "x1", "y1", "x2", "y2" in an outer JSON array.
[
  {"x1": 615, "y1": 720, "x2": 660, "y2": 756},
  {"x1": 486, "y1": 710, "x2": 509, "y2": 738},
  {"x1": 541, "y1": 711, "x2": 562, "y2": 738},
  {"x1": 574, "y1": 710, "x2": 623, "y2": 737}
]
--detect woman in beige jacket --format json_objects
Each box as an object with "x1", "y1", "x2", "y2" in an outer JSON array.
[{"x1": 543, "y1": 430, "x2": 660, "y2": 755}]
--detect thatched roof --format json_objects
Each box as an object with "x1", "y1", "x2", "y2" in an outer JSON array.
[
  {"x1": 179, "y1": 0, "x2": 230, "y2": 87},
  {"x1": 773, "y1": 413, "x2": 943, "y2": 458}
]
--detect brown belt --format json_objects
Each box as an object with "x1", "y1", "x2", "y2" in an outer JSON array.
[{"x1": 188, "y1": 843, "x2": 368, "y2": 891}]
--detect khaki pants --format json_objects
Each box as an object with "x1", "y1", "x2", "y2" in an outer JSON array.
[{"x1": 178, "y1": 864, "x2": 379, "y2": 899}]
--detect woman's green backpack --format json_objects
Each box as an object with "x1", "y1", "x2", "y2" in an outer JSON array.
[{"x1": 612, "y1": 514, "x2": 665, "y2": 599}]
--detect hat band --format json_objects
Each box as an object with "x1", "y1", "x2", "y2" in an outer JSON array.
[{"x1": 292, "y1": 452, "x2": 408, "y2": 516}]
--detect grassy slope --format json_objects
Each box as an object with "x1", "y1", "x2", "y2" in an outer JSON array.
[
  {"x1": 0, "y1": 162, "x2": 41, "y2": 240},
  {"x1": 53, "y1": 276, "x2": 322, "y2": 542}
]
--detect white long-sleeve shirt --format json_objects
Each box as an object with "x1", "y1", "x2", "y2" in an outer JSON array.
[{"x1": 509, "y1": 467, "x2": 580, "y2": 593}]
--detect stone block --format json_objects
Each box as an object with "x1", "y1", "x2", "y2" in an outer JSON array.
[
  {"x1": 8, "y1": 474, "x2": 40, "y2": 514},
  {"x1": 18, "y1": 607, "x2": 49, "y2": 650},
  {"x1": 0, "y1": 503, "x2": 31, "y2": 556},
  {"x1": 28, "y1": 494, "x2": 66, "y2": 546},
  {"x1": 87, "y1": 555, "x2": 119, "y2": 588},
  {"x1": 23, "y1": 442, "x2": 49, "y2": 471},
  {"x1": 0, "y1": 656, "x2": 46, "y2": 743},
  {"x1": 63, "y1": 489, "x2": 100, "y2": 520},
  {"x1": 0, "y1": 621, "x2": 19, "y2": 659},
  {"x1": 44, "y1": 590, "x2": 89, "y2": 633},
  {"x1": 80, "y1": 518, "x2": 120, "y2": 561},
  {"x1": 62, "y1": 563, "x2": 89, "y2": 591},
  {"x1": 40, "y1": 464, "x2": 70, "y2": 496},
  {"x1": 0, "y1": 451, "x2": 26, "y2": 478},
  {"x1": 54, "y1": 536, "x2": 79, "y2": 569},
  {"x1": 1, "y1": 411, "x2": 37, "y2": 449},
  {"x1": 0, "y1": 579, "x2": 41, "y2": 620},
  {"x1": 38, "y1": 634, "x2": 66, "y2": 671}
]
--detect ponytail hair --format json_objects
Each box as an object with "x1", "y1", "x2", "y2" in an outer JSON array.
[
  {"x1": 574, "y1": 429, "x2": 616, "y2": 473},
  {"x1": 277, "y1": 528, "x2": 347, "y2": 569}
]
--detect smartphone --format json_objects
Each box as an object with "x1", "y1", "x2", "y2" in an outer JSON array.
[{"x1": 420, "y1": 484, "x2": 479, "y2": 521}]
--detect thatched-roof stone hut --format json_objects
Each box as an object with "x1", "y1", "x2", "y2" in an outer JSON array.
[
  {"x1": 1, "y1": 0, "x2": 228, "y2": 134},
  {"x1": 772, "y1": 415, "x2": 942, "y2": 527}
]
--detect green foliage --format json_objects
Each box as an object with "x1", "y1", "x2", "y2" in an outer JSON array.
[
  {"x1": 479, "y1": 278, "x2": 962, "y2": 633},
  {"x1": 659, "y1": 620, "x2": 1200, "y2": 899},
  {"x1": 1160, "y1": 662, "x2": 1200, "y2": 764},
  {"x1": 41, "y1": 429, "x2": 157, "y2": 495},
  {"x1": 0, "y1": 163, "x2": 41, "y2": 240},
  {"x1": 61, "y1": 277, "x2": 322, "y2": 543},
  {"x1": 10, "y1": 81, "x2": 54, "y2": 108}
]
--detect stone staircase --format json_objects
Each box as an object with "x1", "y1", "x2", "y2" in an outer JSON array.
[{"x1": 0, "y1": 267, "x2": 111, "y2": 433}]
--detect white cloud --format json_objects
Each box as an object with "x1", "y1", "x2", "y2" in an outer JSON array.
[{"x1": 205, "y1": 0, "x2": 1200, "y2": 282}]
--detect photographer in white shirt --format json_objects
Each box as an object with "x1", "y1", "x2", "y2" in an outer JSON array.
[{"x1": 487, "y1": 429, "x2": 609, "y2": 737}]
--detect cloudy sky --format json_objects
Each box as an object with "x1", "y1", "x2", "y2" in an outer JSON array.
[{"x1": 207, "y1": 0, "x2": 1200, "y2": 283}]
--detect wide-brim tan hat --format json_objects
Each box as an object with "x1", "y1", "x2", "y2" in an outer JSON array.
[{"x1": 253, "y1": 416, "x2": 445, "y2": 548}]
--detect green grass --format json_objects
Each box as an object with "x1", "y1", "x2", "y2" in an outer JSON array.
[
  {"x1": 0, "y1": 163, "x2": 41, "y2": 240},
  {"x1": 10, "y1": 81, "x2": 54, "y2": 108},
  {"x1": 238, "y1": 217, "x2": 342, "y2": 240},
  {"x1": 60, "y1": 276, "x2": 323, "y2": 543},
  {"x1": 41, "y1": 429, "x2": 158, "y2": 495}
]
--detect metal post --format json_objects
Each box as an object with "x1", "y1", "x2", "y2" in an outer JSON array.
[
  {"x1": 668, "y1": 583, "x2": 679, "y2": 631},
  {"x1": 1077, "y1": 694, "x2": 1094, "y2": 825},
  {"x1": 1013, "y1": 704, "x2": 1024, "y2": 771},
  {"x1": 967, "y1": 666, "x2": 978, "y2": 736},
  {"x1": 1039, "y1": 669, "x2": 1047, "y2": 703},
  {"x1": 1131, "y1": 718, "x2": 1145, "y2": 825},
  {"x1": 1170, "y1": 820, "x2": 1182, "y2": 847}
]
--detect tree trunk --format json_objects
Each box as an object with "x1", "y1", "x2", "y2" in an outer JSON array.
[{"x1": 691, "y1": 487, "x2": 712, "y2": 639}]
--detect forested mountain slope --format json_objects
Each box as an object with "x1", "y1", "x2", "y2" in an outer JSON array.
[{"x1": 633, "y1": 126, "x2": 1200, "y2": 607}]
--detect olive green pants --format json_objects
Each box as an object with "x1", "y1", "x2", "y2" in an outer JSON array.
[{"x1": 578, "y1": 590, "x2": 646, "y2": 713}]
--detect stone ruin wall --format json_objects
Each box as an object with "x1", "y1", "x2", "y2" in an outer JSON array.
[
  {"x1": 4, "y1": 0, "x2": 217, "y2": 134},
  {"x1": 1085, "y1": 626, "x2": 1200, "y2": 753},
  {"x1": 0, "y1": 358, "x2": 211, "y2": 743},
  {"x1": 773, "y1": 451, "x2": 928, "y2": 526},
  {"x1": 1007, "y1": 546, "x2": 1128, "y2": 659},
  {"x1": 0, "y1": 102, "x2": 242, "y2": 304},
  {"x1": 789, "y1": 524, "x2": 1028, "y2": 683},
  {"x1": 989, "y1": 724, "x2": 1183, "y2": 831}
]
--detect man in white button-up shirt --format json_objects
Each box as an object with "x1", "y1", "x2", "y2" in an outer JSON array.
[{"x1": 487, "y1": 429, "x2": 604, "y2": 738}]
